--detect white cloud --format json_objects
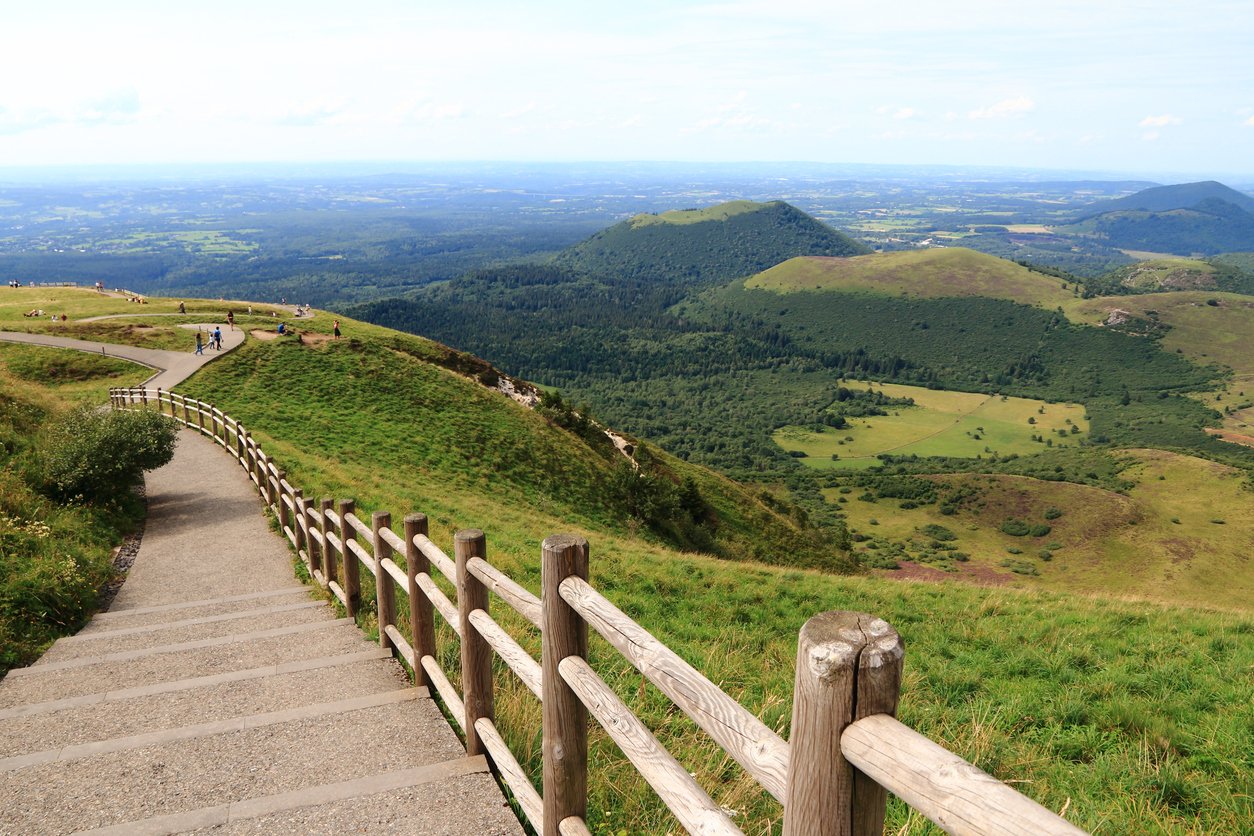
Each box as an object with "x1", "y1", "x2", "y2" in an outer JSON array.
[
  {"x1": 1139, "y1": 114, "x2": 1181, "y2": 127},
  {"x1": 500, "y1": 102, "x2": 537, "y2": 120},
  {"x1": 968, "y1": 96, "x2": 1034, "y2": 120},
  {"x1": 893, "y1": 107, "x2": 916, "y2": 120},
  {"x1": 1244, "y1": 115, "x2": 1254, "y2": 127}
]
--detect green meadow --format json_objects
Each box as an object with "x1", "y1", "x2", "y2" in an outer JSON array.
[{"x1": 774, "y1": 381, "x2": 1088, "y2": 469}]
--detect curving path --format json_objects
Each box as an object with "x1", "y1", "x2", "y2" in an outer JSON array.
[
  {"x1": 0, "y1": 333, "x2": 522, "y2": 834},
  {"x1": 0, "y1": 324, "x2": 244, "y2": 389}
]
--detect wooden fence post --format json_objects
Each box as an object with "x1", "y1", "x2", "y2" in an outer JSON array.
[
  {"x1": 293, "y1": 488, "x2": 307, "y2": 561},
  {"x1": 542, "y1": 534, "x2": 589, "y2": 836},
  {"x1": 404, "y1": 513, "x2": 435, "y2": 688},
  {"x1": 183, "y1": 396, "x2": 191, "y2": 426},
  {"x1": 373, "y1": 511, "x2": 397, "y2": 652},
  {"x1": 301, "y1": 494, "x2": 320, "y2": 576},
  {"x1": 196, "y1": 399, "x2": 205, "y2": 434},
  {"x1": 339, "y1": 499, "x2": 359, "y2": 617},
  {"x1": 782, "y1": 611, "x2": 904, "y2": 836},
  {"x1": 321, "y1": 498, "x2": 337, "y2": 586},
  {"x1": 456, "y1": 529, "x2": 493, "y2": 757},
  {"x1": 276, "y1": 471, "x2": 290, "y2": 533}
]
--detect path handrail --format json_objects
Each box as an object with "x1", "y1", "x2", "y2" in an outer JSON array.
[{"x1": 112, "y1": 386, "x2": 1086, "y2": 836}]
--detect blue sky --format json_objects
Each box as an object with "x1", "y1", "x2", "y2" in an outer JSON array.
[{"x1": 2, "y1": 0, "x2": 1252, "y2": 177}]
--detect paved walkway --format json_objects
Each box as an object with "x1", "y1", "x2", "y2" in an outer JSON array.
[
  {"x1": 0, "y1": 324, "x2": 244, "y2": 389},
  {"x1": 0, "y1": 360, "x2": 522, "y2": 833}
]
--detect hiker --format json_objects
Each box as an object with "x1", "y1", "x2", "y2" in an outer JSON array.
[
  {"x1": 178, "y1": 301, "x2": 186, "y2": 314},
  {"x1": 195, "y1": 331, "x2": 204, "y2": 355},
  {"x1": 277, "y1": 322, "x2": 286, "y2": 335},
  {"x1": 213, "y1": 326, "x2": 223, "y2": 350},
  {"x1": 333, "y1": 320, "x2": 341, "y2": 339},
  {"x1": 227, "y1": 311, "x2": 235, "y2": 330}
]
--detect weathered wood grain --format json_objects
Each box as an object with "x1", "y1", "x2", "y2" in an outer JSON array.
[
  {"x1": 373, "y1": 511, "x2": 397, "y2": 653},
  {"x1": 542, "y1": 535, "x2": 589, "y2": 836},
  {"x1": 842, "y1": 714, "x2": 1086, "y2": 836},
  {"x1": 469, "y1": 609, "x2": 542, "y2": 698},
  {"x1": 456, "y1": 529, "x2": 493, "y2": 757},
  {"x1": 559, "y1": 575, "x2": 789, "y2": 803},
  {"x1": 467, "y1": 556, "x2": 542, "y2": 628},
  {"x1": 476, "y1": 716, "x2": 544, "y2": 831},
  {"x1": 405, "y1": 514, "x2": 437, "y2": 691},
  {"x1": 338, "y1": 499, "x2": 359, "y2": 616},
  {"x1": 559, "y1": 656, "x2": 744, "y2": 836},
  {"x1": 783, "y1": 611, "x2": 902, "y2": 836},
  {"x1": 412, "y1": 534, "x2": 457, "y2": 583}
]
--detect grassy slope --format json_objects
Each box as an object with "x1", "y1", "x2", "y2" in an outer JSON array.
[
  {"x1": 746, "y1": 248, "x2": 1077, "y2": 308},
  {"x1": 0, "y1": 344, "x2": 151, "y2": 671},
  {"x1": 158, "y1": 306, "x2": 1252, "y2": 834},
  {"x1": 835, "y1": 449, "x2": 1254, "y2": 610},
  {"x1": 1104, "y1": 259, "x2": 1218, "y2": 291},
  {"x1": 1067, "y1": 291, "x2": 1254, "y2": 439}
]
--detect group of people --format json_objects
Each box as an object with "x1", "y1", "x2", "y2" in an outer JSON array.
[
  {"x1": 6, "y1": 280, "x2": 21, "y2": 289},
  {"x1": 195, "y1": 326, "x2": 224, "y2": 355}
]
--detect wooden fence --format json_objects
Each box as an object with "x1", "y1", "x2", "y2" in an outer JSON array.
[{"x1": 111, "y1": 386, "x2": 1086, "y2": 836}]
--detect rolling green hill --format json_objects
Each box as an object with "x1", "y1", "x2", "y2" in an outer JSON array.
[
  {"x1": 746, "y1": 248, "x2": 1077, "y2": 307},
  {"x1": 555, "y1": 199, "x2": 869, "y2": 284},
  {"x1": 1066, "y1": 198, "x2": 1254, "y2": 256}
]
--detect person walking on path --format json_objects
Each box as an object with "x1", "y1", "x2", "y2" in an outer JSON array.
[
  {"x1": 213, "y1": 326, "x2": 223, "y2": 351},
  {"x1": 195, "y1": 331, "x2": 204, "y2": 355},
  {"x1": 227, "y1": 311, "x2": 235, "y2": 330},
  {"x1": 333, "y1": 320, "x2": 341, "y2": 339}
]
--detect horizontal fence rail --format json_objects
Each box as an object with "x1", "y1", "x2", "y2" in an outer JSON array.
[{"x1": 112, "y1": 386, "x2": 1087, "y2": 836}]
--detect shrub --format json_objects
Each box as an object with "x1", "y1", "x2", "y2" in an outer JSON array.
[
  {"x1": 1044, "y1": 506, "x2": 1063, "y2": 520},
  {"x1": 1028, "y1": 524, "x2": 1052, "y2": 537},
  {"x1": 921, "y1": 523, "x2": 957, "y2": 541},
  {"x1": 40, "y1": 408, "x2": 178, "y2": 501},
  {"x1": 1001, "y1": 518, "x2": 1031, "y2": 536}
]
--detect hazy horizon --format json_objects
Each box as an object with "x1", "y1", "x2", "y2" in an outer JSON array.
[{"x1": 3, "y1": 1, "x2": 1253, "y2": 178}]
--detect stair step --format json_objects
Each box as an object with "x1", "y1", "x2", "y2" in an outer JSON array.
[
  {"x1": 90, "y1": 586, "x2": 310, "y2": 624},
  {"x1": 10, "y1": 617, "x2": 353, "y2": 676},
  {"x1": 0, "y1": 686, "x2": 467, "y2": 834},
  {"x1": 0, "y1": 648, "x2": 389, "y2": 722},
  {"x1": 62, "y1": 600, "x2": 324, "y2": 643},
  {"x1": 78, "y1": 756, "x2": 501, "y2": 836},
  {"x1": 0, "y1": 688, "x2": 427, "y2": 772},
  {"x1": 0, "y1": 651, "x2": 400, "y2": 758},
  {"x1": 37, "y1": 603, "x2": 334, "y2": 664},
  {"x1": 0, "y1": 624, "x2": 372, "y2": 709}
]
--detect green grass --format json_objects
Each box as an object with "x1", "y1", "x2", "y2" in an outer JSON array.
[
  {"x1": 746, "y1": 248, "x2": 1077, "y2": 308},
  {"x1": 835, "y1": 449, "x2": 1254, "y2": 611},
  {"x1": 0, "y1": 345, "x2": 151, "y2": 672},
  {"x1": 775, "y1": 381, "x2": 1087, "y2": 469}
]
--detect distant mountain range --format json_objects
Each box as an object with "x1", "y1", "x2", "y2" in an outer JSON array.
[{"x1": 1069, "y1": 180, "x2": 1254, "y2": 256}]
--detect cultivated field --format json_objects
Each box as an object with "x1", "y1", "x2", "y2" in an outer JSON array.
[{"x1": 774, "y1": 380, "x2": 1088, "y2": 469}]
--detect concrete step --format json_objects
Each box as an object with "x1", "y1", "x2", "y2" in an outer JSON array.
[
  {"x1": 0, "y1": 652, "x2": 402, "y2": 759},
  {"x1": 36, "y1": 601, "x2": 332, "y2": 664},
  {"x1": 0, "y1": 687, "x2": 427, "y2": 772},
  {"x1": 0, "y1": 622, "x2": 371, "y2": 709},
  {"x1": 96, "y1": 758, "x2": 521, "y2": 836},
  {"x1": 0, "y1": 686, "x2": 468, "y2": 834},
  {"x1": 81, "y1": 587, "x2": 312, "y2": 634}
]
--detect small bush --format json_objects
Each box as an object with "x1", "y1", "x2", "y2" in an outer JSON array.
[
  {"x1": 1044, "y1": 507, "x2": 1063, "y2": 520},
  {"x1": 1028, "y1": 524, "x2": 1052, "y2": 537},
  {"x1": 1001, "y1": 518, "x2": 1031, "y2": 536},
  {"x1": 40, "y1": 408, "x2": 179, "y2": 501},
  {"x1": 921, "y1": 523, "x2": 957, "y2": 541}
]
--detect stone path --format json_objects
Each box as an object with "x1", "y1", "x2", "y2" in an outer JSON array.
[
  {"x1": 0, "y1": 410, "x2": 522, "y2": 833},
  {"x1": 0, "y1": 324, "x2": 244, "y2": 390}
]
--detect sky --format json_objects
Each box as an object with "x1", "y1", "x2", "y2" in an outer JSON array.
[{"x1": 2, "y1": 0, "x2": 1252, "y2": 178}]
